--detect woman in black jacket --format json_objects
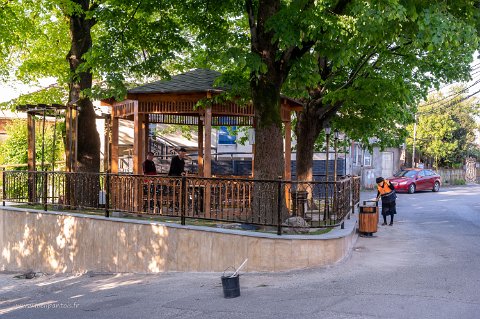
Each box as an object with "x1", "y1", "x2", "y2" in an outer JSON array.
[{"x1": 376, "y1": 177, "x2": 397, "y2": 226}]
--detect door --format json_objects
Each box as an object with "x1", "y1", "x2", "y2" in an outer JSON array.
[
  {"x1": 415, "y1": 170, "x2": 428, "y2": 190},
  {"x1": 381, "y1": 152, "x2": 394, "y2": 179},
  {"x1": 423, "y1": 169, "x2": 435, "y2": 189}
]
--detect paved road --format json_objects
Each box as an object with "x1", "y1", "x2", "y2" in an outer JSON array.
[{"x1": 1, "y1": 185, "x2": 480, "y2": 319}]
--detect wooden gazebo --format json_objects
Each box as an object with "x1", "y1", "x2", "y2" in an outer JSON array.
[
  {"x1": 16, "y1": 104, "x2": 67, "y2": 172},
  {"x1": 101, "y1": 69, "x2": 302, "y2": 179}
]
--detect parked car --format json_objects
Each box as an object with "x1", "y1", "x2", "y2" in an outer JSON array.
[{"x1": 388, "y1": 168, "x2": 441, "y2": 194}]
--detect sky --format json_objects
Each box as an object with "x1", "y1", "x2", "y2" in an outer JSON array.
[{"x1": 0, "y1": 78, "x2": 57, "y2": 103}]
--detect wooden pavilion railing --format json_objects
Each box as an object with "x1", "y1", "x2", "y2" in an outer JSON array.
[{"x1": 1, "y1": 171, "x2": 360, "y2": 234}]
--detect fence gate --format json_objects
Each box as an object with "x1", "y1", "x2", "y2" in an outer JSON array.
[{"x1": 465, "y1": 157, "x2": 477, "y2": 183}]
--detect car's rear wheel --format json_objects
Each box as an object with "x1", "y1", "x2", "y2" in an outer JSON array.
[
  {"x1": 432, "y1": 181, "x2": 440, "y2": 192},
  {"x1": 408, "y1": 183, "x2": 416, "y2": 194}
]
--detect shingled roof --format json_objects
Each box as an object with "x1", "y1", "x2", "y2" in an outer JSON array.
[{"x1": 128, "y1": 68, "x2": 226, "y2": 94}]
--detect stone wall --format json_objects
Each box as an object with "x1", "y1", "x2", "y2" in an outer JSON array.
[{"x1": 0, "y1": 208, "x2": 357, "y2": 273}]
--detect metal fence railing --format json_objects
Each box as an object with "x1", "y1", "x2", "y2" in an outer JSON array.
[{"x1": 2, "y1": 171, "x2": 360, "y2": 234}]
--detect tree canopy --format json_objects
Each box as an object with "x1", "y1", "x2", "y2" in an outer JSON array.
[
  {"x1": 0, "y1": 0, "x2": 191, "y2": 105},
  {"x1": 1, "y1": 0, "x2": 480, "y2": 179},
  {"x1": 183, "y1": 0, "x2": 480, "y2": 180},
  {"x1": 407, "y1": 87, "x2": 480, "y2": 168},
  {"x1": 0, "y1": 0, "x2": 192, "y2": 172}
]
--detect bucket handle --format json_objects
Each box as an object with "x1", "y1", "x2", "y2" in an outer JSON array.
[
  {"x1": 223, "y1": 266, "x2": 236, "y2": 278},
  {"x1": 223, "y1": 258, "x2": 248, "y2": 278}
]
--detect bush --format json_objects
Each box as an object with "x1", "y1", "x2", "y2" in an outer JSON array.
[
  {"x1": 452, "y1": 179, "x2": 466, "y2": 185},
  {"x1": 0, "y1": 119, "x2": 64, "y2": 169},
  {"x1": 445, "y1": 178, "x2": 466, "y2": 185}
]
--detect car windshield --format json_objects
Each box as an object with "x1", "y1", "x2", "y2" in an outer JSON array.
[{"x1": 394, "y1": 170, "x2": 418, "y2": 178}]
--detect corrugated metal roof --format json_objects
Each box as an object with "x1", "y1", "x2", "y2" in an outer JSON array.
[{"x1": 128, "y1": 69, "x2": 225, "y2": 94}]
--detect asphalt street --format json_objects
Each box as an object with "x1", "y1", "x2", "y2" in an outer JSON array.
[{"x1": 1, "y1": 185, "x2": 480, "y2": 319}]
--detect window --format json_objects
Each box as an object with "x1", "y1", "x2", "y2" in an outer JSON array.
[
  {"x1": 353, "y1": 144, "x2": 371, "y2": 166},
  {"x1": 218, "y1": 126, "x2": 237, "y2": 145},
  {"x1": 357, "y1": 146, "x2": 362, "y2": 165},
  {"x1": 353, "y1": 143, "x2": 363, "y2": 165},
  {"x1": 364, "y1": 150, "x2": 372, "y2": 167},
  {"x1": 395, "y1": 170, "x2": 417, "y2": 178}
]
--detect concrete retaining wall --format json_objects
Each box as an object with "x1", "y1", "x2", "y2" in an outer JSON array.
[{"x1": 0, "y1": 208, "x2": 357, "y2": 273}]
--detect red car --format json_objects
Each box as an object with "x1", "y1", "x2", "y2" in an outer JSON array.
[{"x1": 388, "y1": 168, "x2": 441, "y2": 194}]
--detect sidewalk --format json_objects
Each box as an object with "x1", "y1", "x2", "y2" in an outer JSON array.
[{"x1": 3, "y1": 188, "x2": 480, "y2": 318}]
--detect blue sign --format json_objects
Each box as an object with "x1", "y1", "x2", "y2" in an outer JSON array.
[{"x1": 218, "y1": 126, "x2": 237, "y2": 145}]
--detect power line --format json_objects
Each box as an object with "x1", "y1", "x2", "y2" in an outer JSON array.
[
  {"x1": 421, "y1": 75, "x2": 480, "y2": 107},
  {"x1": 417, "y1": 87, "x2": 480, "y2": 116},
  {"x1": 427, "y1": 62, "x2": 480, "y2": 93}
]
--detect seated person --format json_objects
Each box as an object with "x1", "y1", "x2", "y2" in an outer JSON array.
[
  {"x1": 168, "y1": 147, "x2": 188, "y2": 176},
  {"x1": 142, "y1": 151, "x2": 157, "y2": 175},
  {"x1": 167, "y1": 147, "x2": 189, "y2": 212},
  {"x1": 142, "y1": 152, "x2": 160, "y2": 211}
]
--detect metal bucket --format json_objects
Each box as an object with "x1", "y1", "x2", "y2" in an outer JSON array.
[{"x1": 221, "y1": 274, "x2": 240, "y2": 298}]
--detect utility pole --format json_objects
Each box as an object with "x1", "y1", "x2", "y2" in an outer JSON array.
[{"x1": 412, "y1": 114, "x2": 417, "y2": 167}]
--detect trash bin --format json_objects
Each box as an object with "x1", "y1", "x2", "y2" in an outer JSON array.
[
  {"x1": 290, "y1": 190, "x2": 308, "y2": 217},
  {"x1": 358, "y1": 205, "x2": 379, "y2": 236}
]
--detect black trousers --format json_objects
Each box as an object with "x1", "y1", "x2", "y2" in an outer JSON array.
[{"x1": 382, "y1": 201, "x2": 396, "y2": 224}]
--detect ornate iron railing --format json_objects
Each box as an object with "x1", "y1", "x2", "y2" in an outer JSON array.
[{"x1": 2, "y1": 171, "x2": 360, "y2": 234}]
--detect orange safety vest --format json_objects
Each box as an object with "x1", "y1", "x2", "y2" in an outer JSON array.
[{"x1": 377, "y1": 180, "x2": 393, "y2": 196}]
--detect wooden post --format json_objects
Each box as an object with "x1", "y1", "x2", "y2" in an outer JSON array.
[
  {"x1": 27, "y1": 113, "x2": 36, "y2": 202},
  {"x1": 27, "y1": 113, "x2": 36, "y2": 172},
  {"x1": 284, "y1": 121, "x2": 292, "y2": 210},
  {"x1": 144, "y1": 114, "x2": 150, "y2": 154},
  {"x1": 104, "y1": 116, "x2": 110, "y2": 172},
  {"x1": 133, "y1": 100, "x2": 144, "y2": 175},
  {"x1": 65, "y1": 104, "x2": 77, "y2": 172},
  {"x1": 284, "y1": 121, "x2": 292, "y2": 180},
  {"x1": 133, "y1": 100, "x2": 144, "y2": 212},
  {"x1": 73, "y1": 107, "x2": 78, "y2": 171},
  {"x1": 204, "y1": 106, "x2": 212, "y2": 216},
  {"x1": 65, "y1": 105, "x2": 71, "y2": 171},
  {"x1": 111, "y1": 116, "x2": 119, "y2": 174},
  {"x1": 251, "y1": 143, "x2": 255, "y2": 178},
  {"x1": 198, "y1": 118, "x2": 204, "y2": 177},
  {"x1": 64, "y1": 104, "x2": 77, "y2": 207},
  {"x1": 204, "y1": 106, "x2": 212, "y2": 178}
]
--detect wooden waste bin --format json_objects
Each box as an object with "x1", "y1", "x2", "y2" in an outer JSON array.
[{"x1": 359, "y1": 205, "x2": 379, "y2": 236}]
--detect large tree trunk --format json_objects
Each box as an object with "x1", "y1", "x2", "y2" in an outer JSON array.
[
  {"x1": 295, "y1": 96, "x2": 341, "y2": 184},
  {"x1": 65, "y1": 0, "x2": 100, "y2": 208},
  {"x1": 294, "y1": 106, "x2": 323, "y2": 182},
  {"x1": 66, "y1": 0, "x2": 100, "y2": 174},
  {"x1": 294, "y1": 104, "x2": 324, "y2": 212},
  {"x1": 252, "y1": 82, "x2": 284, "y2": 180},
  {"x1": 247, "y1": 0, "x2": 289, "y2": 224},
  {"x1": 250, "y1": 79, "x2": 288, "y2": 226}
]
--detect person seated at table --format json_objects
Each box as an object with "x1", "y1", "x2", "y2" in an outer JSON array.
[
  {"x1": 168, "y1": 147, "x2": 188, "y2": 176},
  {"x1": 142, "y1": 152, "x2": 159, "y2": 212},
  {"x1": 142, "y1": 151, "x2": 157, "y2": 175}
]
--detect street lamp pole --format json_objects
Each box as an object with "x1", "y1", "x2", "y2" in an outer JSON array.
[
  {"x1": 334, "y1": 129, "x2": 339, "y2": 217},
  {"x1": 324, "y1": 126, "x2": 331, "y2": 222}
]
